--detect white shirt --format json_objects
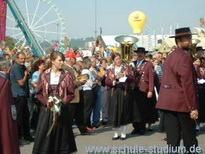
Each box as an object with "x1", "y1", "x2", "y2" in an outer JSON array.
[
  {"x1": 114, "y1": 66, "x2": 122, "y2": 75},
  {"x1": 81, "y1": 69, "x2": 95, "y2": 91},
  {"x1": 50, "y1": 72, "x2": 60, "y2": 85}
]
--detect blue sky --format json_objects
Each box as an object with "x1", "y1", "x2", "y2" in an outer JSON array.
[
  {"x1": 54, "y1": 0, "x2": 205, "y2": 38},
  {"x1": 8, "y1": 0, "x2": 205, "y2": 38}
]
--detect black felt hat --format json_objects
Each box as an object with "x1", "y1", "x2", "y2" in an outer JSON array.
[
  {"x1": 134, "y1": 47, "x2": 148, "y2": 53},
  {"x1": 170, "y1": 27, "x2": 194, "y2": 38},
  {"x1": 196, "y1": 46, "x2": 205, "y2": 52}
]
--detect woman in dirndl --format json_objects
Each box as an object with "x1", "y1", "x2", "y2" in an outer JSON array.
[
  {"x1": 106, "y1": 53, "x2": 135, "y2": 140},
  {"x1": 32, "y1": 51, "x2": 77, "y2": 154}
]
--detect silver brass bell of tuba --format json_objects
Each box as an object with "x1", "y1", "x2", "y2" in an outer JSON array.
[
  {"x1": 115, "y1": 35, "x2": 138, "y2": 63},
  {"x1": 190, "y1": 39, "x2": 201, "y2": 59}
]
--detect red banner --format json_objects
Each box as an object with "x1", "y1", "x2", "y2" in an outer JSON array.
[{"x1": 0, "y1": 0, "x2": 7, "y2": 41}]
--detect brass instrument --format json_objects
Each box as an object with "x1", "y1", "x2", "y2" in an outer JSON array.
[
  {"x1": 115, "y1": 35, "x2": 138, "y2": 63},
  {"x1": 77, "y1": 74, "x2": 89, "y2": 83},
  {"x1": 190, "y1": 39, "x2": 201, "y2": 59}
]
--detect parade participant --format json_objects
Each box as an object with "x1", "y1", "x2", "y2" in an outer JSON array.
[
  {"x1": 10, "y1": 52, "x2": 33, "y2": 144},
  {"x1": 106, "y1": 53, "x2": 135, "y2": 140},
  {"x1": 156, "y1": 27, "x2": 198, "y2": 153},
  {"x1": 63, "y1": 51, "x2": 89, "y2": 135},
  {"x1": 0, "y1": 59, "x2": 20, "y2": 154},
  {"x1": 32, "y1": 51, "x2": 77, "y2": 154},
  {"x1": 193, "y1": 57, "x2": 205, "y2": 124},
  {"x1": 196, "y1": 46, "x2": 205, "y2": 59},
  {"x1": 196, "y1": 46, "x2": 205, "y2": 68},
  {"x1": 131, "y1": 47, "x2": 157, "y2": 135}
]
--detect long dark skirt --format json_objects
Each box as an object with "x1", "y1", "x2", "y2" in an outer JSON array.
[
  {"x1": 32, "y1": 105, "x2": 77, "y2": 154},
  {"x1": 108, "y1": 88, "x2": 131, "y2": 128},
  {"x1": 198, "y1": 87, "x2": 205, "y2": 123}
]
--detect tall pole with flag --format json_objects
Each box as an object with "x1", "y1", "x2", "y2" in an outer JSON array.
[{"x1": 0, "y1": 0, "x2": 7, "y2": 41}]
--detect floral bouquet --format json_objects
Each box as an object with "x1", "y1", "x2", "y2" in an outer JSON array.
[{"x1": 46, "y1": 96, "x2": 62, "y2": 136}]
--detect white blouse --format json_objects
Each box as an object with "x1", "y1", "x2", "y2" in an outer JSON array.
[
  {"x1": 114, "y1": 65, "x2": 123, "y2": 75},
  {"x1": 50, "y1": 72, "x2": 60, "y2": 85}
]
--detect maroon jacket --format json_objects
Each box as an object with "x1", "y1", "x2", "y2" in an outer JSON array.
[
  {"x1": 36, "y1": 69, "x2": 75, "y2": 105},
  {"x1": 0, "y1": 74, "x2": 20, "y2": 154},
  {"x1": 156, "y1": 47, "x2": 198, "y2": 112},
  {"x1": 135, "y1": 60, "x2": 154, "y2": 93},
  {"x1": 105, "y1": 64, "x2": 135, "y2": 90}
]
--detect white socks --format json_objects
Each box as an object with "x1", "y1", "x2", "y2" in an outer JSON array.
[
  {"x1": 121, "y1": 125, "x2": 127, "y2": 138},
  {"x1": 113, "y1": 127, "x2": 120, "y2": 137},
  {"x1": 113, "y1": 125, "x2": 127, "y2": 138}
]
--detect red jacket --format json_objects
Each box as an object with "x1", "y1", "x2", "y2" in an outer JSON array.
[
  {"x1": 156, "y1": 47, "x2": 198, "y2": 112},
  {"x1": 36, "y1": 69, "x2": 75, "y2": 105},
  {"x1": 105, "y1": 64, "x2": 135, "y2": 90},
  {"x1": 0, "y1": 75, "x2": 20, "y2": 154},
  {"x1": 135, "y1": 60, "x2": 154, "y2": 93}
]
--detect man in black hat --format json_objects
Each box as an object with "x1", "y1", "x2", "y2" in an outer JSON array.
[
  {"x1": 131, "y1": 47, "x2": 157, "y2": 135},
  {"x1": 196, "y1": 46, "x2": 205, "y2": 58},
  {"x1": 156, "y1": 27, "x2": 199, "y2": 153},
  {"x1": 196, "y1": 46, "x2": 205, "y2": 68}
]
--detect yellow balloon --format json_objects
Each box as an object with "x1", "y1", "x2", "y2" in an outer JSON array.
[{"x1": 128, "y1": 11, "x2": 146, "y2": 34}]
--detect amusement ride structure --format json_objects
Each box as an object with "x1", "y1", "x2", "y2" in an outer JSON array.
[{"x1": 4, "y1": 0, "x2": 67, "y2": 57}]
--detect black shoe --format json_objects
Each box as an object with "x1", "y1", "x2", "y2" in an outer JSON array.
[
  {"x1": 112, "y1": 136, "x2": 120, "y2": 140},
  {"x1": 138, "y1": 130, "x2": 145, "y2": 135},
  {"x1": 120, "y1": 136, "x2": 127, "y2": 140},
  {"x1": 101, "y1": 121, "x2": 107, "y2": 125},
  {"x1": 19, "y1": 139, "x2": 30, "y2": 145},
  {"x1": 147, "y1": 128, "x2": 154, "y2": 132},
  {"x1": 158, "y1": 129, "x2": 164, "y2": 133},
  {"x1": 81, "y1": 131, "x2": 92, "y2": 135},
  {"x1": 24, "y1": 136, "x2": 35, "y2": 142},
  {"x1": 131, "y1": 129, "x2": 139, "y2": 134}
]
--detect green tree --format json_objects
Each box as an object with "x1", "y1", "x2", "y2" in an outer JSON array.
[{"x1": 5, "y1": 36, "x2": 15, "y2": 50}]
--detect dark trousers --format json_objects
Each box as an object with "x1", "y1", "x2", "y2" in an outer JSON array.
[
  {"x1": 92, "y1": 85, "x2": 101, "y2": 126},
  {"x1": 164, "y1": 110, "x2": 198, "y2": 152},
  {"x1": 14, "y1": 96, "x2": 31, "y2": 140},
  {"x1": 30, "y1": 94, "x2": 41, "y2": 130},
  {"x1": 68, "y1": 90, "x2": 86, "y2": 133},
  {"x1": 158, "y1": 110, "x2": 165, "y2": 132},
  {"x1": 132, "y1": 89, "x2": 147, "y2": 131},
  {"x1": 83, "y1": 90, "x2": 94, "y2": 127}
]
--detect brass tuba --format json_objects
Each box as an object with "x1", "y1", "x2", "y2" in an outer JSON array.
[
  {"x1": 115, "y1": 35, "x2": 138, "y2": 63},
  {"x1": 190, "y1": 39, "x2": 201, "y2": 59}
]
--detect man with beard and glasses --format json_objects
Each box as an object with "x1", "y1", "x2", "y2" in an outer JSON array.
[{"x1": 156, "y1": 27, "x2": 200, "y2": 153}]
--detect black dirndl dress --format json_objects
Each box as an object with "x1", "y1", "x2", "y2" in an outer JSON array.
[
  {"x1": 108, "y1": 84, "x2": 131, "y2": 128},
  {"x1": 32, "y1": 85, "x2": 77, "y2": 154}
]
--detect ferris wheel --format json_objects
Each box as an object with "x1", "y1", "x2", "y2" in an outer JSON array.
[{"x1": 6, "y1": 0, "x2": 67, "y2": 47}]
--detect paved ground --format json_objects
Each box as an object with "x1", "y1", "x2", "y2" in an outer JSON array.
[{"x1": 20, "y1": 123, "x2": 205, "y2": 154}]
